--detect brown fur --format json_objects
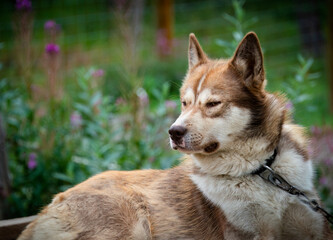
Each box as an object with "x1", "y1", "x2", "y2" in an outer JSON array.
[
  {"x1": 19, "y1": 166, "x2": 245, "y2": 239},
  {"x1": 19, "y1": 32, "x2": 333, "y2": 239}
]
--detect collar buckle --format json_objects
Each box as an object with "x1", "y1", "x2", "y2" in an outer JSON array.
[
  {"x1": 253, "y1": 152, "x2": 333, "y2": 225},
  {"x1": 251, "y1": 149, "x2": 278, "y2": 175}
]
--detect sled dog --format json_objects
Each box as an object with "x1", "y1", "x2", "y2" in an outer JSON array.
[{"x1": 19, "y1": 32, "x2": 333, "y2": 239}]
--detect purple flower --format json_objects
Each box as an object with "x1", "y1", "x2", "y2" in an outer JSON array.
[
  {"x1": 92, "y1": 69, "x2": 105, "y2": 78},
  {"x1": 310, "y1": 126, "x2": 321, "y2": 135},
  {"x1": 44, "y1": 20, "x2": 56, "y2": 30},
  {"x1": 70, "y1": 112, "x2": 82, "y2": 128},
  {"x1": 45, "y1": 43, "x2": 60, "y2": 55},
  {"x1": 27, "y1": 153, "x2": 37, "y2": 170},
  {"x1": 44, "y1": 20, "x2": 61, "y2": 35},
  {"x1": 16, "y1": 0, "x2": 32, "y2": 10},
  {"x1": 319, "y1": 177, "x2": 329, "y2": 186},
  {"x1": 323, "y1": 158, "x2": 333, "y2": 167},
  {"x1": 285, "y1": 101, "x2": 293, "y2": 111},
  {"x1": 165, "y1": 100, "x2": 177, "y2": 110}
]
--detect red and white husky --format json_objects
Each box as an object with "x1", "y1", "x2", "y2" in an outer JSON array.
[{"x1": 19, "y1": 32, "x2": 332, "y2": 239}]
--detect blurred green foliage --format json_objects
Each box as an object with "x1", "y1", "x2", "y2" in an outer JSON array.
[{"x1": 0, "y1": 68, "x2": 180, "y2": 217}]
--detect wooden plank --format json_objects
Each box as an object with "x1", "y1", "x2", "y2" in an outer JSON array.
[
  {"x1": 0, "y1": 114, "x2": 10, "y2": 219},
  {"x1": 0, "y1": 215, "x2": 36, "y2": 240}
]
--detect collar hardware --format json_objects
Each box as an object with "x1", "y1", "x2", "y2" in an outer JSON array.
[{"x1": 253, "y1": 148, "x2": 333, "y2": 225}]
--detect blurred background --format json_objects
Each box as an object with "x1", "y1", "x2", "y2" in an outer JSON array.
[{"x1": 0, "y1": 0, "x2": 332, "y2": 224}]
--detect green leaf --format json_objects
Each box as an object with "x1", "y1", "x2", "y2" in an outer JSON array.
[
  {"x1": 74, "y1": 103, "x2": 91, "y2": 115},
  {"x1": 215, "y1": 39, "x2": 233, "y2": 48},
  {"x1": 53, "y1": 172, "x2": 74, "y2": 183},
  {"x1": 223, "y1": 13, "x2": 238, "y2": 26}
]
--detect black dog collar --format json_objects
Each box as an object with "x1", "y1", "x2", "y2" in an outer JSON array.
[{"x1": 251, "y1": 149, "x2": 278, "y2": 175}]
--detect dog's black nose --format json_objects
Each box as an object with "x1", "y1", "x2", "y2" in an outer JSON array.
[{"x1": 169, "y1": 125, "x2": 187, "y2": 141}]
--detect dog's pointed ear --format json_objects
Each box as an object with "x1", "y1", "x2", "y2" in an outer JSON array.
[
  {"x1": 231, "y1": 32, "x2": 265, "y2": 91},
  {"x1": 188, "y1": 33, "x2": 208, "y2": 69}
]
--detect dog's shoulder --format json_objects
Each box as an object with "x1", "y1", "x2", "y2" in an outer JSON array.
[
  {"x1": 279, "y1": 122, "x2": 309, "y2": 161},
  {"x1": 274, "y1": 123, "x2": 314, "y2": 192}
]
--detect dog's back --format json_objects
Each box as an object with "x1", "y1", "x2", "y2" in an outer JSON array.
[{"x1": 19, "y1": 165, "x2": 236, "y2": 240}]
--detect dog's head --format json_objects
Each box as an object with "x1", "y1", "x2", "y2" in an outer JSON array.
[{"x1": 169, "y1": 32, "x2": 284, "y2": 165}]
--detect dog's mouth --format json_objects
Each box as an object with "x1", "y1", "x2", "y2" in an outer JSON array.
[
  {"x1": 171, "y1": 140, "x2": 185, "y2": 150},
  {"x1": 171, "y1": 140, "x2": 219, "y2": 154},
  {"x1": 204, "y1": 142, "x2": 219, "y2": 153}
]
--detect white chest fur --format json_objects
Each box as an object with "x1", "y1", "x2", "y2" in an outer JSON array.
[
  {"x1": 190, "y1": 148, "x2": 318, "y2": 235},
  {"x1": 191, "y1": 172, "x2": 289, "y2": 233}
]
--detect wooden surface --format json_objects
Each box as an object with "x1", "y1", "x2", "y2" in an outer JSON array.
[
  {"x1": 0, "y1": 215, "x2": 36, "y2": 240},
  {"x1": 0, "y1": 114, "x2": 10, "y2": 219}
]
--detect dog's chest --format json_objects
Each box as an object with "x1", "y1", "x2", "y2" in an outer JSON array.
[{"x1": 191, "y1": 173, "x2": 291, "y2": 232}]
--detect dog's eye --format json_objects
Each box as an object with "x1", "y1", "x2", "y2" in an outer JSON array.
[
  {"x1": 182, "y1": 101, "x2": 187, "y2": 107},
  {"x1": 206, "y1": 101, "x2": 221, "y2": 108}
]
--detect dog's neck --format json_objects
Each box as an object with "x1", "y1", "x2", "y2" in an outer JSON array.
[
  {"x1": 191, "y1": 137, "x2": 277, "y2": 177},
  {"x1": 191, "y1": 93, "x2": 285, "y2": 177}
]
